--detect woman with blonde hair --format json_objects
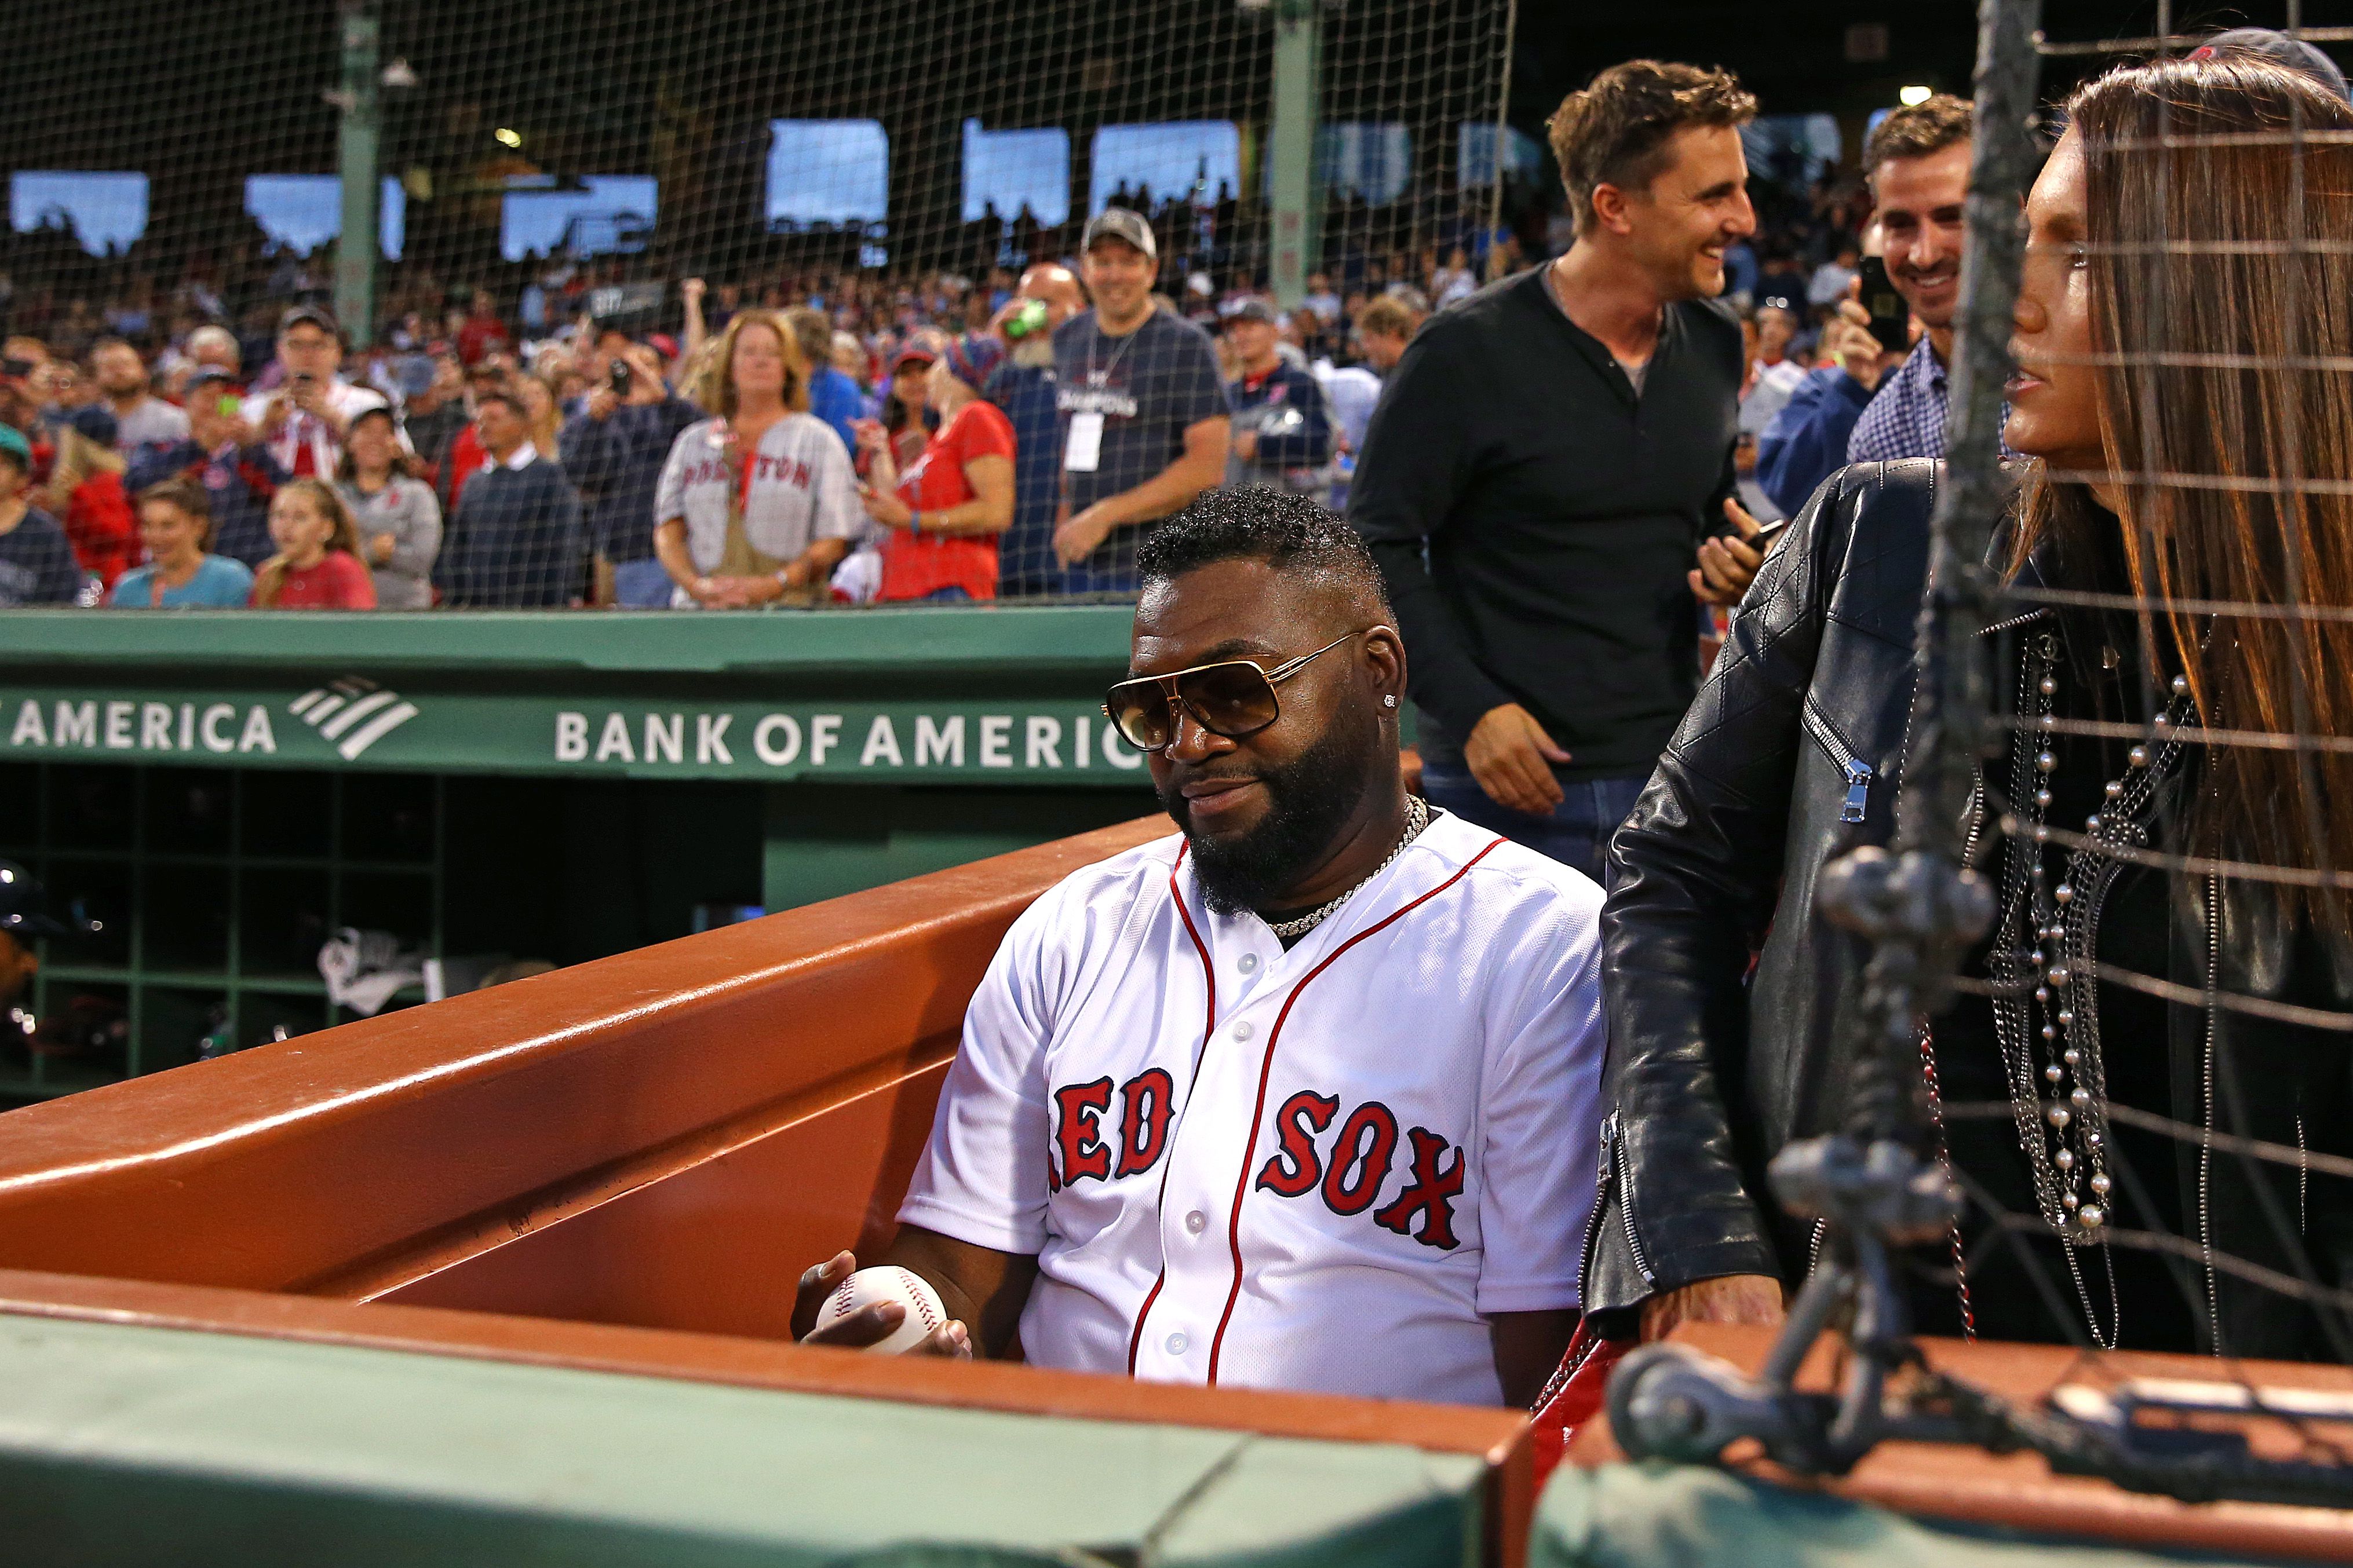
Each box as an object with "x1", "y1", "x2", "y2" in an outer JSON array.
[
  {"x1": 651, "y1": 309, "x2": 863, "y2": 608},
  {"x1": 1591, "y1": 54, "x2": 2353, "y2": 1362},
  {"x1": 250, "y1": 477, "x2": 376, "y2": 609}
]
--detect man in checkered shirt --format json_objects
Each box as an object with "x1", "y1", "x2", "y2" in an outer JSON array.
[{"x1": 1757, "y1": 96, "x2": 1971, "y2": 516}]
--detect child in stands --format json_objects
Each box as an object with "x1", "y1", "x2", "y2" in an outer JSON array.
[{"x1": 250, "y1": 478, "x2": 376, "y2": 609}]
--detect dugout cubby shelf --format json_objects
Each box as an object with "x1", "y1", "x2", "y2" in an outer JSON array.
[{"x1": 0, "y1": 763, "x2": 445, "y2": 1103}]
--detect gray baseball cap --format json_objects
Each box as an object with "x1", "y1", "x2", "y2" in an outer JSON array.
[
  {"x1": 1083, "y1": 207, "x2": 1158, "y2": 261},
  {"x1": 2191, "y1": 27, "x2": 2351, "y2": 104}
]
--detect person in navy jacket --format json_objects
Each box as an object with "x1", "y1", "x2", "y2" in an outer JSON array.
[
  {"x1": 124, "y1": 367, "x2": 286, "y2": 568},
  {"x1": 1220, "y1": 301, "x2": 1333, "y2": 498}
]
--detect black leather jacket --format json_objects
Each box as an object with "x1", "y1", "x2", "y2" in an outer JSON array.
[{"x1": 1583, "y1": 460, "x2": 2353, "y2": 1359}]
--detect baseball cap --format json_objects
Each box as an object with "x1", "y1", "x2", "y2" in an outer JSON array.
[
  {"x1": 187, "y1": 366, "x2": 239, "y2": 393},
  {"x1": 2191, "y1": 27, "x2": 2352, "y2": 103},
  {"x1": 64, "y1": 405, "x2": 118, "y2": 447},
  {"x1": 0, "y1": 860, "x2": 83, "y2": 942},
  {"x1": 892, "y1": 344, "x2": 938, "y2": 374},
  {"x1": 646, "y1": 332, "x2": 680, "y2": 362},
  {"x1": 279, "y1": 304, "x2": 341, "y2": 338},
  {"x1": 0, "y1": 425, "x2": 29, "y2": 471},
  {"x1": 1221, "y1": 298, "x2": 1281, "y2": 330},
  {"x1": 944, "y1": 332, "x2": 1006, "y2": 389},
  {"x1": 1083, "y1": 208, "x2": 1158, "y2": 261}
]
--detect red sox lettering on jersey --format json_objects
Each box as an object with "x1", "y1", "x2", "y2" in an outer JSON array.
[{"x1": 898, "y1": 812, "x2": 1606, "y2": 1407}]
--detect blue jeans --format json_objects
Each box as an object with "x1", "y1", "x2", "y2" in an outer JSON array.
[
  {"x1": 1419, "y1": 763, "x2": 1648, "y2": 889},
  {"x1": 612, "y1": 557, "x2": 674, "y2": 609}
]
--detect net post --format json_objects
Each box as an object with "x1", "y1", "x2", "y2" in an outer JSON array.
[
  {"x1": 1267, "y1": 0, "x2": 1321, "y2": 308},
  {"x1": 334, "y1": 0, "x2": 382, "y2": 349}
]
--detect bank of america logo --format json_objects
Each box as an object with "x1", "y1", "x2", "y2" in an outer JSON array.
[{"x1": 289, "y1": 678, "x2": 419, "y2": 761}]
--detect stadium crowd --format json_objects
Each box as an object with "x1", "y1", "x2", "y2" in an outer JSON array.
[
  {"x1": 6, "y1": 21, "x2": 2353, "y2": 1439},
  {"x1": 0, "y1": 83, "x2": 1891, "y2": 613}
]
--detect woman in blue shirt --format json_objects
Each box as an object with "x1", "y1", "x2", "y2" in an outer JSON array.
[{"x1": 110, "y1": 477, "x2": 255, "y2": 609}]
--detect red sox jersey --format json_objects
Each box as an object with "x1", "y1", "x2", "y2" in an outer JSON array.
[{"x1": 897, "y1": 811, "x2": 1605, "y2": 1406}]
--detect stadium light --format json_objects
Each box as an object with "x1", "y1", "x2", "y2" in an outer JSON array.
[
  {"x1": 495, "y1": 128, "x2": 523, "y2": 149},
  {"x1": 1898, "y1": 84, "x2": 1933, "y2": 107}
]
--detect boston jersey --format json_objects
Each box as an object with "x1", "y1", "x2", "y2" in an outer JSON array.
[{"x1": 898, "y1": 810, "x2": 1605, "y2": 1406}]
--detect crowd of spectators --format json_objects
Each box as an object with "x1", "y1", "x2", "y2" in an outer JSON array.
[{"x1": 0, "y1": 111, "x2": 1883, "y2": 613}]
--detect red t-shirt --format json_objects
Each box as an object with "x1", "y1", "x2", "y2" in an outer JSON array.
[
  {"x1": 258, "y1": 550, "x2": 377, "y2": 609},
  {"x1": 881, "y1": 400, "x2": 1015, "y2": 602},
  {"x1": 443, "y1": 424, "x2": 486, "y2": 510},
  {"x1": 457, "y1": 317, "x2": 513, "y2": 367}
]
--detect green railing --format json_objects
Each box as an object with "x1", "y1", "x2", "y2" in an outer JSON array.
[{"x1": 1, "y1": 607, "x2": 1157, "y2": 1103}]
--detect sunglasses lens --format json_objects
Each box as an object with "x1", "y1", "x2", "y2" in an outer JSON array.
[
  {"x1": 1180, "y1": 663, "x2": 1281, "y2": 738},
  {"x1": 1105, "y1": 685, "x2": 1174, "y2": 751}
]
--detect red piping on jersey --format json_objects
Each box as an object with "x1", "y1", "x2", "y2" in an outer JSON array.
[
  {"x1": 1204, "y1": 835, "x2": 1505, "y2": 1386},
  {"x1": 1128, "y1": 844, "x2": 1216, "y2": 1374}
]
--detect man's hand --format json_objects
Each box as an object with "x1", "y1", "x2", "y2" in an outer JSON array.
[
  {"x1": 1639, "y1": 1274, "x2": 1785, "y2": 1343},
  {"x1": 1826, "y1": 302, "x2": 1901, "y2": 393},
  {"x1": 1464, "y1": 703, "x2": 1571, "y2": 816},
  {"x1": 1055, "y1": 501, "x2": 1118, "y2": 566},
  {"x1": 791, "y1": 1251, "x2": 971, "y2": 1356},
  {"x1": 681, "y1": 277, "x2": 706, "y2": 311},
  {"x1": 1231, "y1": 429, "x2": 1259, "y2": 462},
  {"x1": 583, "y1": 388, "x2": 621, "y2": 423},
  {"x1": 623, "y1": 346, "x2": 666, "y2": 405},
  {"x1": 258, "y1": 397, "x2": 290, "y2": 438},
  {"x1": 1690, "y1": 496, "x2": 1767, "y2": 606},
  {"x1": 369, "y1": 532, "x2": 396, "y2": 566}
]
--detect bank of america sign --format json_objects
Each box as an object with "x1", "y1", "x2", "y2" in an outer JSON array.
[{"x1": 289, "y1": 677, "x2": 419, "y2": 761}]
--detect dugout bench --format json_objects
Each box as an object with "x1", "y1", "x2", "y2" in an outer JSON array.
[{"x1": 0, "y1": 817, "x2": 2347, "y2": 1564}]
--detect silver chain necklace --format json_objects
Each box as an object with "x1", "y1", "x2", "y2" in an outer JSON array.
[
  {"x1": 1987, "y1": 630, "x2": 2195, "y2": 1349},
  {"x1": 1264, "y1": 795, "x2": 1432, "y2": 940}
]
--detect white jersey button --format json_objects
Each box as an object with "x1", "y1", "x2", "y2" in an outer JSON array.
[
  {"x1": 1184, "y1": 1209, "x2": 1207, "y2": 1234},
  {"x1": 1232, "y1": 1022, "x2": 1254, "y2": 1041},
  {"x1": 1238, "y1": 953, "x2": 1260, "y2": 974},
  {"x1": 1166, "y1": 1331, "x2": 1189, "y2": 1355}
]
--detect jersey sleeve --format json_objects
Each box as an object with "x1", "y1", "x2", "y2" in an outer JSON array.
[
  {"x1": 653, "y1": 424, "x2": 695, "y2": 527},
  {"x1": 1472, "y1": 891, "x2": 1607, "y2": 1315},
  {"x1": 896, "y1": 894, "x2": 1061, "y2": 1255},
  {"x1": 958, "y1": 401, "x2": 1017, "y2": 465},
  {"x1": 806, "y1": 421, "x2": 867, "y2": 543}
]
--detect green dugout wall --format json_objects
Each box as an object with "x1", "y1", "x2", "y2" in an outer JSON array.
[{"x1": 0, "y1": 607, "x2": 1152, "y2": 1103}]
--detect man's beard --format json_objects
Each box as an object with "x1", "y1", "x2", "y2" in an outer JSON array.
[{"x1": 1162, "y1": 709, "x2": 1381, "y2": 918}]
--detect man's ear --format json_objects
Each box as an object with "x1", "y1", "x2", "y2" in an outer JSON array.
[
  {"x1": 1363, "y1": 623, "x2": 1407, "y2": 709},
  {"x1": 1589, "y1": 182, "x2": 1637, "y2": 239}
]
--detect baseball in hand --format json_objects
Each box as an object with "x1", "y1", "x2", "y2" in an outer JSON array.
[{"x1": 825, "y1": 1265, "x2": 947, "y2": 1354}]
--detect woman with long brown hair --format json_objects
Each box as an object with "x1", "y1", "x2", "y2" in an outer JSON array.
[
  {"x1": 650, "y1": 309, "x2": 863, "y2": 608},
  {"x1": 1586, "y1": 53, "x2": 2353, "y2": 1363}
]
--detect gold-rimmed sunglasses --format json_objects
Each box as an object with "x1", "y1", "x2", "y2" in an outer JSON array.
[{"x1": 1103, "y1": 633, "x2": 1363, "y2": 754}]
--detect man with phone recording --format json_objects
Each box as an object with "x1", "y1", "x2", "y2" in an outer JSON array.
[
  {"x1": 125, "y1": 367, "x2": 287, "y2": 568},
  {"x1": 557, "y1": 333, "x2": 701, "y2": 608},
  {"x1": 240, "y1": 306, "x2": 389, "y2": 480},
  {"x1": 1756, "y1": 95, "x2": 1972, "y2": 516}
]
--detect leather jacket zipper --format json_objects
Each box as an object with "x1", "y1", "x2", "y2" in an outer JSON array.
[
  {"x1": 1801, "y1": 699, "x2": 1873, "y2": 824},
  {"x1": 1592, "y1": 1112, "x2": 1657, "y2": 1288}
]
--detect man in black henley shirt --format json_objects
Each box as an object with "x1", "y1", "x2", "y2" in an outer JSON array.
[{"x1": 1351, "y1": 59, "x2": 1769, "y2": 882}]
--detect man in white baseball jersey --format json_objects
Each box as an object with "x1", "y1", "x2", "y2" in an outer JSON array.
[{"x1": 793, "y1": 488, "x2": 1605, "y2": 1406}]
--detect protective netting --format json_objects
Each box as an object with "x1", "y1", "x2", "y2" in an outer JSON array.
[
  {"x1": 1, "y1": 0, "x2": 1518, "y2": 609},
  {"x1": 1876, "y1": 16, "x2": 2353, "y2": 1384}
]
